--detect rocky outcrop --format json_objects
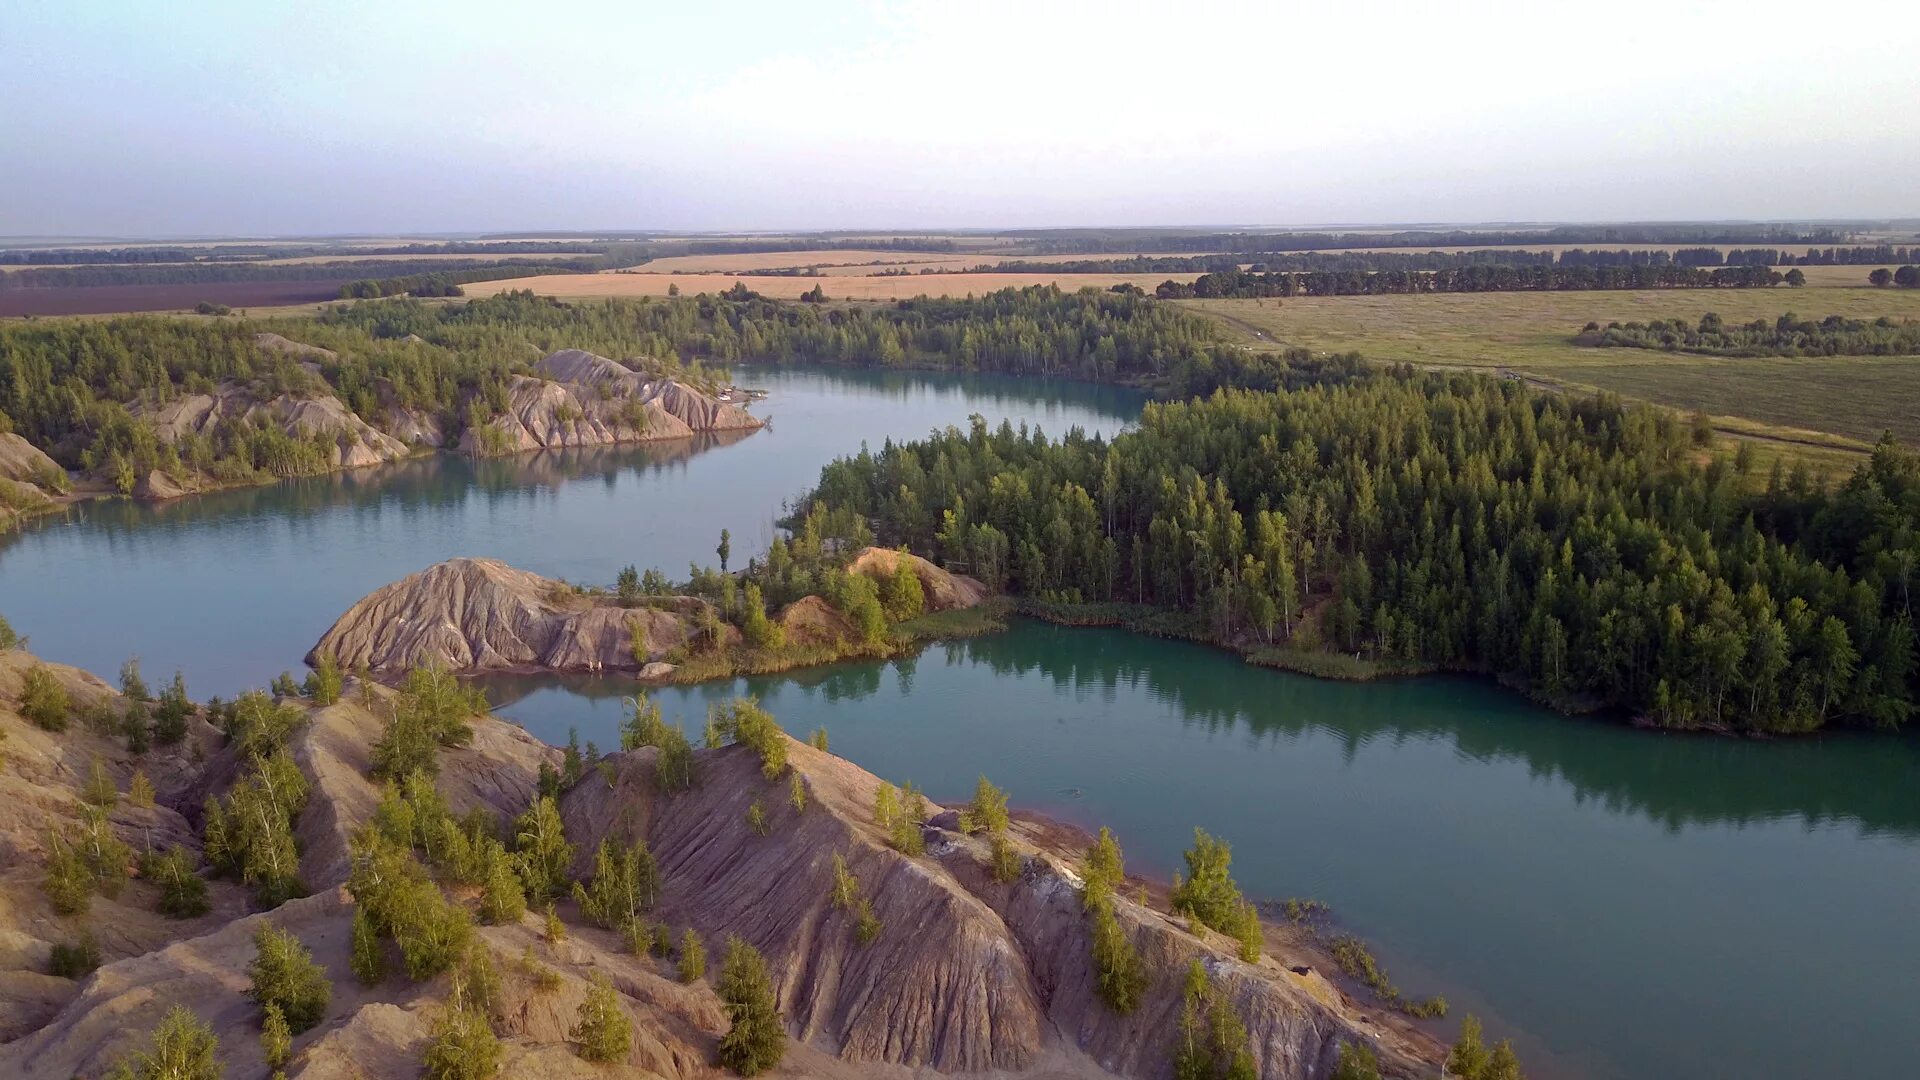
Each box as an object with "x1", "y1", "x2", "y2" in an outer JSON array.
[
  {"x1": 0, "y1": 433, "x2": 66, "y2": 530},
  {"x1": 132, "y1": 381, "x2": 412, "y2": 470},
  {"x1": 307, "y1": 558, "x2": 728, "y2": 675},
  {"x1": 849, "y1": 547, "x2": 988, "y2": 611},
  {"x1": 557, "y1": 737, "x2": 1438, "y2": 1078},
  {"x1": 459, "y1": 350, "x2": 764, "y2": 455}
]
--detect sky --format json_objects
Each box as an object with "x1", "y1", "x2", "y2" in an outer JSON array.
[{"x1": 3, "y1": 0, "x2": 1916, "y2": 237}]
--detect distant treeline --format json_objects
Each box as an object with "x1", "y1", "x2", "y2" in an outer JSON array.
[
  {"x1": 956, "y1": 248, "x2": 1805, "y2": 276},
  {"x1": 1156, "y1": 265, "x2": 1784, "y2": 299},
  {"x1": 1578, "y1": 313, "x2": 1920, "y2": 357},
  {"x1": 1725, "y1": 246, "x2": 1920, "y2": 267},
  {"x1": 1004, "y1": 224, "x2": 1859, "y2": 255},
  {"x1": 680, "y1": 238, "x2": 960, "y2": 256},
  {"x1": 0, "y1": 257, "x2": 602, "y2": 290}
]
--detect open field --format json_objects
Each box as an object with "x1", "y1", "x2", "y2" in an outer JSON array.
[
  {"x1": 0, "y1": 281, "x2": 346, "y2": 317},
  {"x1": 1188, "y1": 288, "x2": 1920, "y2": 447},
  {"x1": 464, "y1": 270, "x2": 1194, "y2": 301}
]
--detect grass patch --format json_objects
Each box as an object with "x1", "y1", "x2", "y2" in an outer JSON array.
[
  {"x1": 1246, "y1": 647, "x2": 1435, "y2": 681},
  {"x1": 1185, "y1": 290, "x2": 1920, "y2": 447},
  {"x1": 663, "y1": 599, "x2": 1013, "y2": 686}
]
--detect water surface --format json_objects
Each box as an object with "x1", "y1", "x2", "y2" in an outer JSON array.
[
  {"x1": 487, "y1": 621, "x2": 1920, "y2": 1080},
  {"x1": 0, "y1": 367, "x2": 1140, "y2": 693},
  {"x1": 4, "y1": 366, "x2": 1916, "y2": 1080}
]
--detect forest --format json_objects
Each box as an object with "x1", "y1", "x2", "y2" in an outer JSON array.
[
  {"x1": 1578, "y1": 313, "x2": 1920, "y2": 357},
  {"x1": 1154, "y1": 265, "x2": 1785, "y2": 299},
  {"x1": 793, "y1": 376, "x2": 1918, "y2": 734},
  {"x1": 0, "y1": 285, "x2": 1299, "y2": 489}
]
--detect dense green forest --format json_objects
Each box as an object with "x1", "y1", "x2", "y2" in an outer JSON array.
[
  {"x1": 794, "y1": 376, "x2": 1918, "y2": 733},
  {"x1": 0, "y1": 286, "x2": 1297, "y2": 487},
  {"x1": 1155, "y1": 265, "x2": 1784, "y2": 299},
  {"x1": 1578, "y1": 313, "x2": 1920, "y2": 357}
]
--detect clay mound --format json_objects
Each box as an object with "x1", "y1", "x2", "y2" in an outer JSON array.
[
  {"x1": 0, "y1": 433, "x2": 63, "y2": 489},
  {"x1": 849, "y1": 547, "x2": 988, "y2": 611},
  {"x1": 309, "y1": 558, "x2": 720, "y2": 675},
  {"x1": 252, "y1": 332, "x2": 337, "y2": 362},
  {"x1": 776, "y1": 596, "x2": 855, "y2": 646},
  {"x1": 460, "y1": 351, "x2": 763, "y2": 455},
  {"x1": 131, "y1": 381, "x2": 410, "y2": 470},
  {"x1": 0, "y1": 651, "x2": 250, "y2": 1039},
  {"x1": 562, "y1": 741, "x2": 1047, "y2": 1072}
]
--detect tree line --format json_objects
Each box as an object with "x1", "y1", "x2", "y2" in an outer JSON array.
[
  {"x1": 1727, "y1": 246, "x2": 1920, "y2": 267},
  {"x1": 1155, "y1": 264, "x2": 1785, "y2": 299},
  {"x1": 1578, "y1": 312, "x2": 1920, "y2": 357},
  {"x1": 1868, "y1": 266, "x2": 1920, "y2": 288},
  {"x1": 796, "y1": 376, "x2": 1918, "y2": 734},
  {"x1": 1002, "y1": 224, "x2": 1856, "y2": 255}
]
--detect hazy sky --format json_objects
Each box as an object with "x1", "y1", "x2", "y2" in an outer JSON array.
[{"x1": 4, "y1": 0, "x2": 1915, "y2": 237}]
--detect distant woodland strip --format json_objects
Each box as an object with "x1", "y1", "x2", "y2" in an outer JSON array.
[
  {"x1": 1577, "y1": 313, "x2": 1920, "y2": 357},
  {"x1": 1153, "y1": 265, "x2": 1786, "y2": 298}
]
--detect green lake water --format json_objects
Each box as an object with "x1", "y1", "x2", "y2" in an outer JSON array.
[{"x1": 3, "y1": 367, "x2": 1915, "y2": 1079}]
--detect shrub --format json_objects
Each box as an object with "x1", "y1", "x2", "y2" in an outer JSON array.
[
  {"x1": 20, "y1": 664, "x2": 69, "y2": 731},
  {"x1": 48, "y1": 933, "x2": 100, "y2": 978},
  {"x1": 716, "y1": 936, "x2": 785, "y2": 1075},
  {"x1": 1169, "y1": 828, "x2": 1247, "y2": 934},
  {"x1": 571, "y1": 972, "x2": 633, "y2": 1063},
  {"x1": 83, "y1": 758, "x2": 119, "y2": 807},
  {"x1": 305, "y1": 654, "x2": 343, "y2": 706},
  {"x1": 745, "y1": 800, "x2": 769, "y2": 836},
  {"x1": 788, "y1": 774, "x2": 807, "y2": 814},
  {"x1": 350, "y1": 907, "x2": 385, "y2": 985},
  {"x1": 0, "y1": 613, "x2": 19, "y2": 650},
  {"x1": 510, "y1": 796, "x2": 573, "y2": 904},
  {"x1": 128, "y1": 768, "x2": 155, "y2": 808},
  {"x1": 120, "y1": 657, "x2": 152, "y2": 702},
  {"x1": 249, "y1": 924, "x2": 332, "y2": 1033},
  {"x1": 677, "y1": 928, "x2": 705, "y2": 982},
  {"x1": 962, "y1": 775, "x2": 1010, "y2": 835},
  {"x1": 261, "y1": 1003, "x2": 293, "y2": 1071},
  {"x1": 424, "y1": 1001, "x2": 499, "y2": 1080},
  {"x1": 106, "y1": 1005, "x2": 222, "y2": 1080},
  {"x1": 153, "y1": 673, "x2": 192, "y2": 744},
  {"x1": 142, "y1": 845, "x2": 211, "y2": 918},
  {"x1": 1331, "y1": 1041, "x2": 1383, "y2": 1080}
]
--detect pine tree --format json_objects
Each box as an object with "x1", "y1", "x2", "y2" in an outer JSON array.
[
  {"x1": 716, "y1": 935, "x2": 786, "y2": 1075},
  {"x1": 261, "y1": 1003, "x2": 293, "y2": 1071},
  {"x1": 570, "y1": 972, "x2": 633, "y2": 1063},
  {"x1": 677, "y1": 928, "x2": 706, "y2": 982},
  {"x1": 248, "y1": 924, "x2": 332, "y2": 1033},
  {"x1": 106, "y1": 1005, "x2": 222, "y2": 1080}
]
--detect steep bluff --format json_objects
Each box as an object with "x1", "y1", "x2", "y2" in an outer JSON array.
[
  {"x1": 307, "y1": 558, "x2": 725, "y2": 675},
  {"x1": 308, "y1": 549, "x2": 988, "y2": 677},
  {"x1": 131, "y1": 380, "x2": 413, "y2": 472},
  {"x1": 459, "y1": 349, "x2": 764, "y2": 455},
  {"x1": 0, "y1": 640, "x2": 1440, "y2": 1078}
]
